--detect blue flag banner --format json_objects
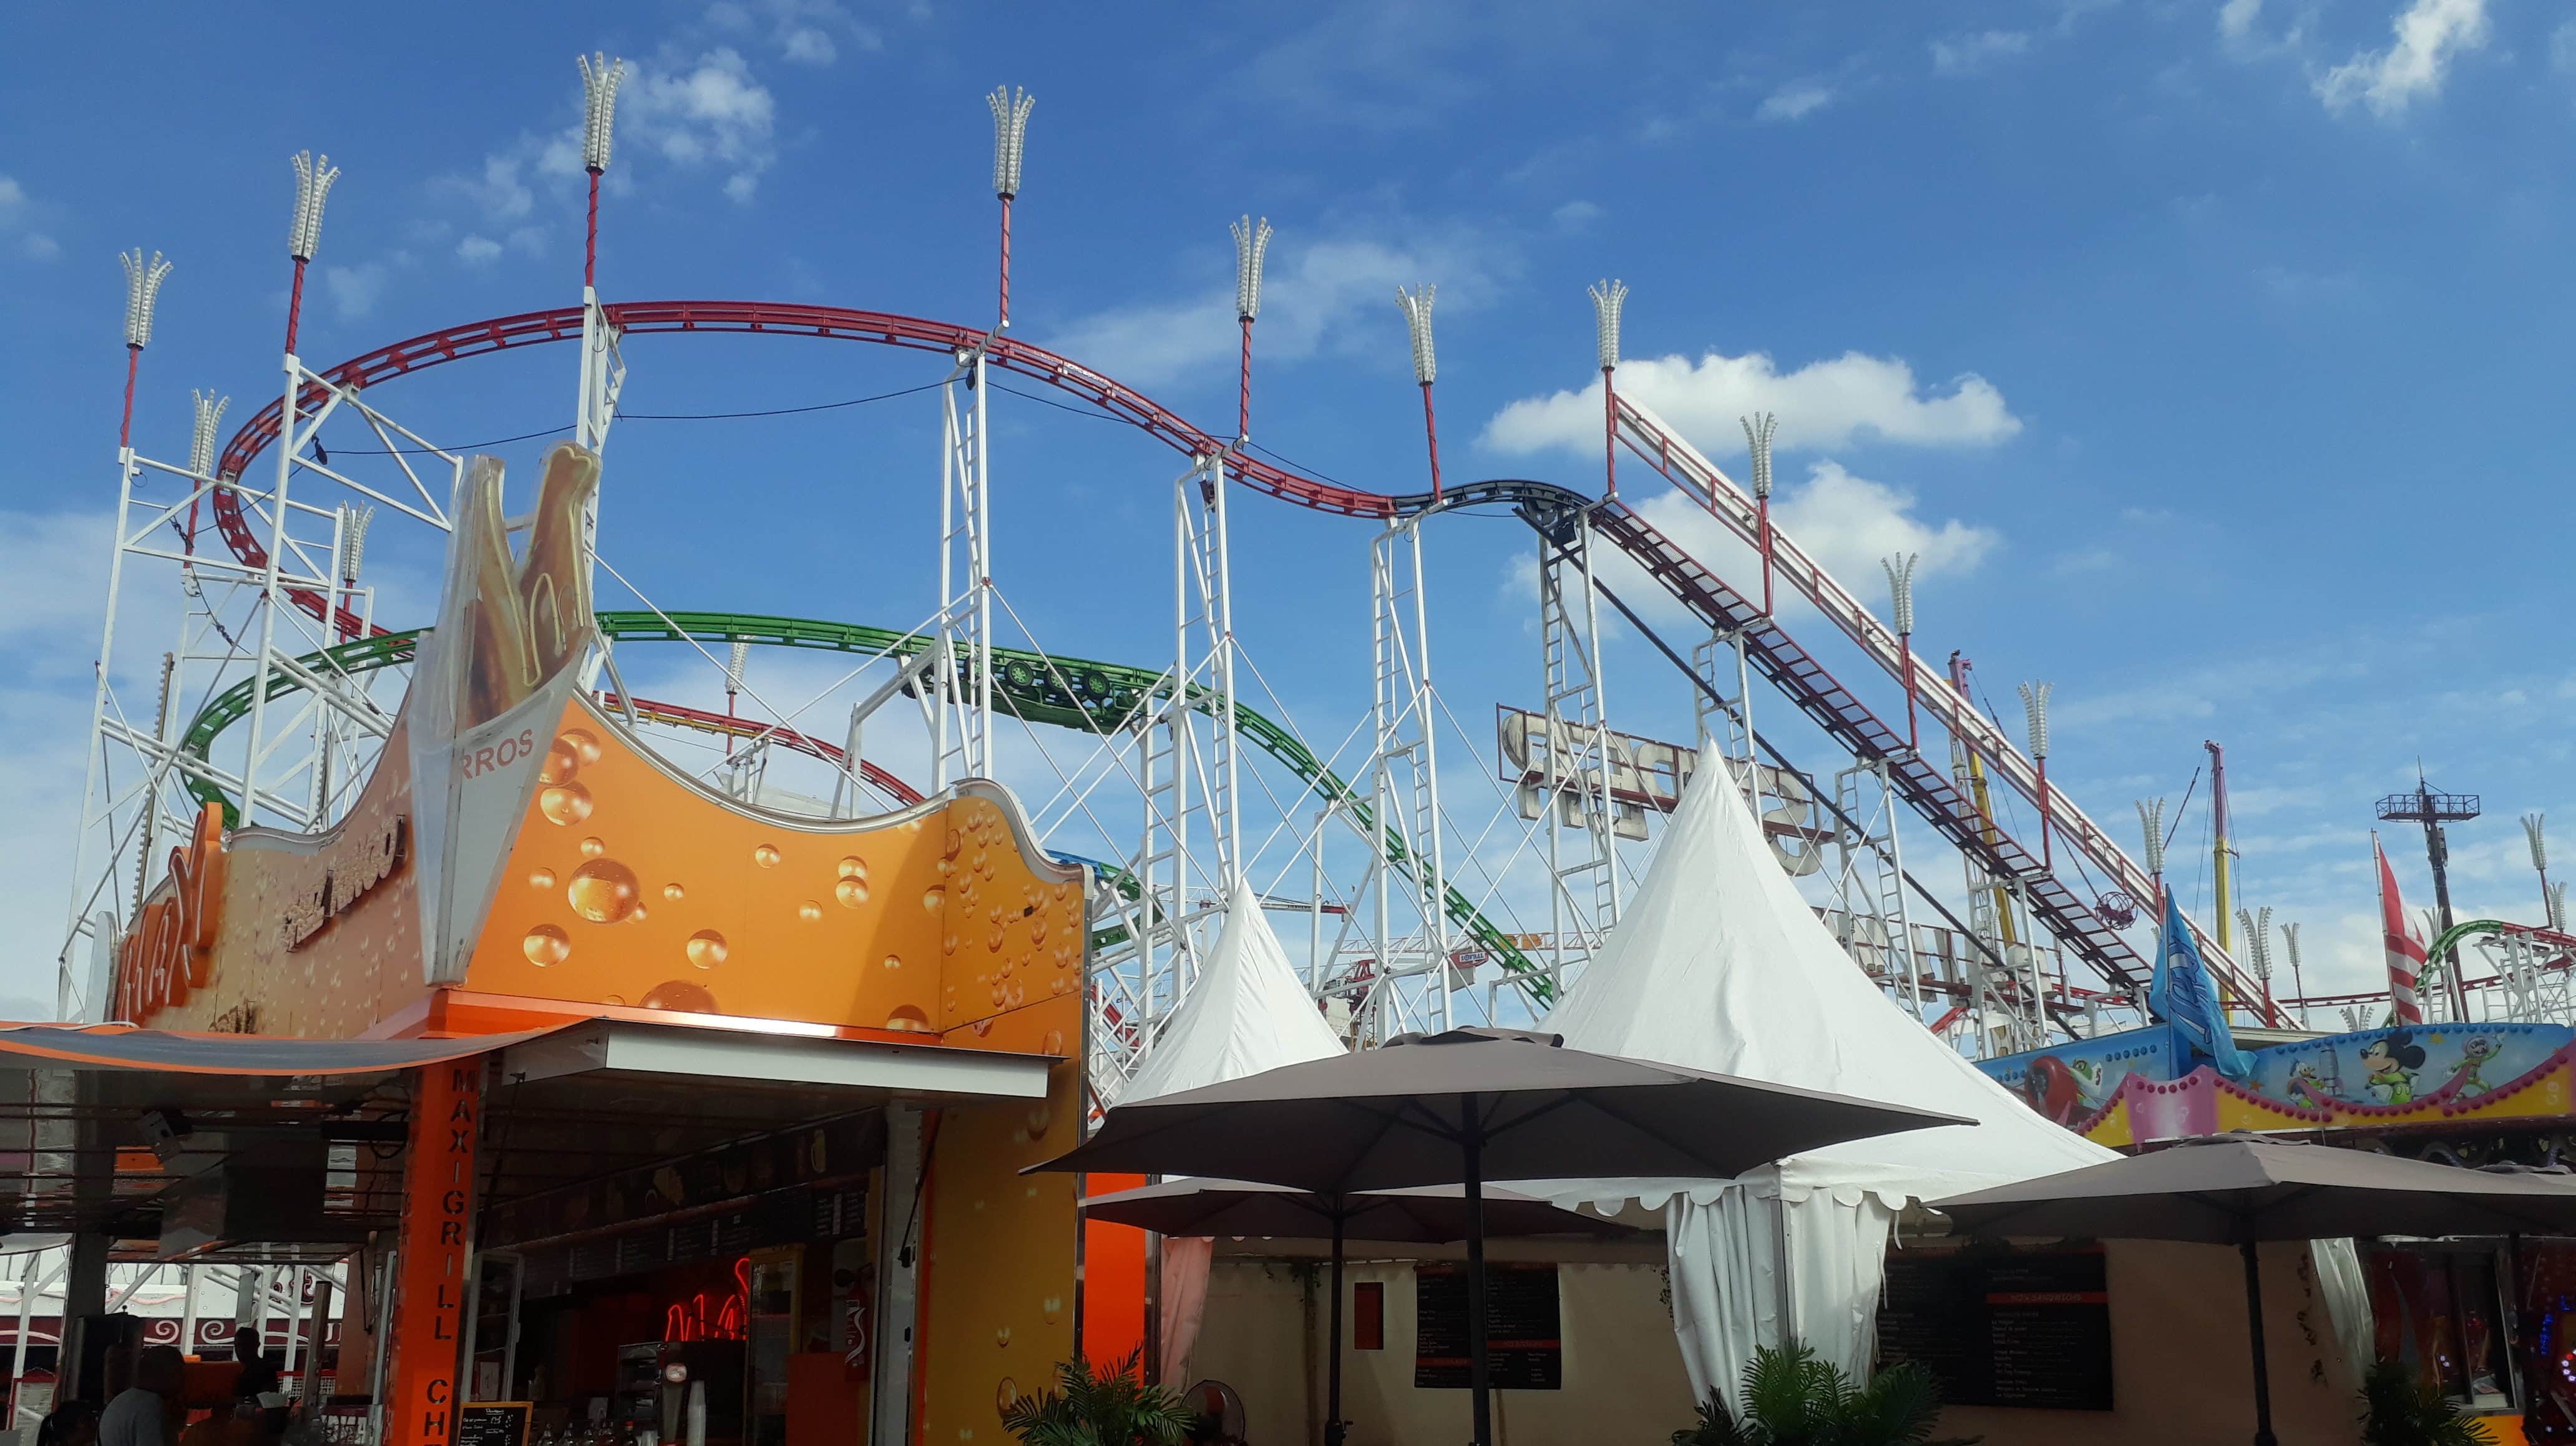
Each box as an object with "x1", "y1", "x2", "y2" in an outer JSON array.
[{"x1": 2146, "y1": 890, "x2": 2256, "y2": 1079}]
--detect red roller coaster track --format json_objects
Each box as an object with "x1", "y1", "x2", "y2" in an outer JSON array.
[{"x1": 194, "y1": 298, "x2": 2223, "y2": 1012}]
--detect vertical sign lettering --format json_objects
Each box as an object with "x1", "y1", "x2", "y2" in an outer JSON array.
[{"x1": 389, "y1": 1060, "x2": 484, "y2": 1446}]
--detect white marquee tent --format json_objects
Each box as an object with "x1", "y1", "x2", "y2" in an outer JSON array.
[{"x1": 1532, "y1": 744, "x2": 2119, "y2": 1407}]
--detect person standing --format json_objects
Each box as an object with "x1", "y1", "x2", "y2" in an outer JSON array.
[{"x1": 99, "y1": 1347, "x2": 183, "y2": 1446}]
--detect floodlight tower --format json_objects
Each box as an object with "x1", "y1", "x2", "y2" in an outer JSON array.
[
  {"x1": 1744, "y1": 412, "x2": 1778, "y2": 614},
  {"x1": 1883, "y1": 554, "x2": 1920, "y2": 752},
  {"x1": 2019, "y1": 682, "x2": 2052, "y2": 872},
  {"x1": 578, "y1": 53, "x2": 624, "y2": 290},
  {"x1": 284, "y1": 155, "x2": 336, "y2": 354},
  {"x1": 575, "y1": 55, "x2": 628, "y2": 458},
  {"x1": 2135, "y1": 797, "x2": 2167, "y2": 904},
  {"x1": 2376, "y1": 774, "x2": 2479, "y2": 1020},
  {"x1": 1590, "y1": 280, "x2": 1624, "y2": 498},
  {"x1": 2525, "y1": 813, "x2": 2552, "y2": 929},
  {"x1": 990, "y1": 86, "x2": 1034, "y2": 327},
  {"x1": 1397, "y1": 285, "x2": 1442, "y2": 502},
  {"x1": 2280, "y1": 921, "x2": 2308, "y2": 1026}
]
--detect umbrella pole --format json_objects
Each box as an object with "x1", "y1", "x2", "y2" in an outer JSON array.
[
  {"x1": 1465, "y1": 1105, "x2": 1491, "y2": 1446},
  {"x1": 2240, "y1": 1240, "x2": 2277, "y2": 1446},
  {"x1": 1327, "y1": 1211, "x2": 1347, "y2": 1446}
]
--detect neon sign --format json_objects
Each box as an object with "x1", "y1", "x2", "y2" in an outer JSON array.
[{"x1": 664, "y1": 1258, "x2": 749, "y2": 1343}]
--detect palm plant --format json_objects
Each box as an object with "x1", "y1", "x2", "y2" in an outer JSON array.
[
  {"x1": 2358, "y1": 1359, "x2": 2494, "y2": 1446},
  {"x1": 1672, "y1": 1340, "x2": 1977, "y2": 1446},
  {"x1": 1000, "y1": 1348, "x2": 1199, "y2": 1446}
]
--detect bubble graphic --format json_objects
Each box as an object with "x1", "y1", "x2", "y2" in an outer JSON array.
[
  {"x1": 995, "y1": 1378, "x2": 1018, "y2": 1415},
  {"x1": 642, "y1": 979, "x2": 718, "y2": 1013},
  {"x1": 921, "y1": 887, "x2": 945, "y2": 912},
  {"x1": 995, "y1": 1326, "x2": 1012, "y2": 1348},
  {"x1": 539, "y1": 783, "x2": 594, "y2": 826},
  {"x1": 837, "y1": 856, "x2": 869, "y2": 881},
  {"x1": 942, "y1": 934, "x2": 959, "y2": 956},
  {"x1": 604, "y1": 994, "x2": 626, "y2": 1006},
  {"x1": 1040, "y1": 1296, "x2": 1062, "y2": 1324},
  {"x1": 882, "y1": 954, "x2": 903, "y2": 971},
  {"x1": 663, "y1": 882, "x2": 686, "y2": 902},
  {"x1": 836, "y1": 877, "x2": 871, "y2": 909},
  {"x1": 560, "y1": 728, "x2": 603, "y2": 767},
  {"x1": 540, "y1": 739, "x2": 582, "y2": 785},
  {"x1": 580, "y1": 836, "x2": 607, "y2": 857},
  {"x1": 686, "y1": 930, "x2": 729, "y2": 970},
  {"x1": 1025, "y1": 1102, "x2": 1052, "y2": 1138},
  {"x1": 753, "y1": 844, "x2": 782, "y2": 868},
  {"x1": 522, "y1": 925, "x2": 571, "y2": 966},
  {"x1": 1042, "y1": 1030, "x2": 1064, "y2": 1055},
  {"x1": 986, "y1": 927, "x2": 1005, "y2": 953},
  {"x1": 528, "y1": 867, "x2": 557, "y2": 890},
  {"x1": 798, "y1": 901, "x2": 822, "y2": 922},
  {"x1": 886, "y1": 1005, "x2": 932, "y2": 1033},
  {"x1": 567, "y1": 859, "x2": 643, "y2": 923}
]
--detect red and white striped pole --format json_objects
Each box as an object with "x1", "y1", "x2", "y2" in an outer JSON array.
[
  {"x1": 1589, "y1": 280, "x2": 1625, "y2": 499},
  {"x1": 1744, "y1": 413, "x2": 1778, "y2": 615},
  {"x1": 578, "y1": 54, "x2": 625, "y2": 291},
  {"x1": 1397, "y1": 285, "x2": 1441, "y2": 503},
  {"x1": 1883, "y1": 553, "x2": 1920, "y2": 752},
  {"x1": 1232, "y1": 215, "x2": 1271, "y2": 458},
  {"x1": 284, "y1": 153, "x2": 338, "y2": 356},
  {"x1": 116, "y1": 249, "x2": 173, "y2": 449},
  {"x1": 989, "y1": 87, "x2": 1034, "y2": 328}
]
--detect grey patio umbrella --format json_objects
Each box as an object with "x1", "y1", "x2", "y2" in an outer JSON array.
[
  {"x1": 1038, "y1": 1026, "x2": 1969, "y2": 1445},
  {"x1": 1931, "y1": 1135, "x2": 2576, "y2": 1446},
  {"x1": 1081, "y1": 1177, "x2": 1632, "y2": 1446}
]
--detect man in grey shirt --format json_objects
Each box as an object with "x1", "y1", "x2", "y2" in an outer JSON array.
[{"x1": 98, "y1": 1346, "x2": 183, "y2": 1446}]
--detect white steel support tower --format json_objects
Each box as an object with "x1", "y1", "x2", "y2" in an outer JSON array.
[
  {"x1": 1828, "y1": 758, "x2": 1921, "y2": 1012},
  {"x1": 927, "y1": 346, "x2": 996, "y2": 789},
  {"x1": 1352, "y1": 514, "x2": 1453, "y2": 1039},
  {"x1": 1529, "y1": 506, "x2": 1621, "y2": 994}
]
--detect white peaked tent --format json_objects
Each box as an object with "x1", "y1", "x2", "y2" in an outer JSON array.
[
  {"x1": 1114, "y1": 877, "x2": 1347, "y2": 1383},
  {"x1": 1535, "y1": 743, "x2": 2117, "y2": 1407}
]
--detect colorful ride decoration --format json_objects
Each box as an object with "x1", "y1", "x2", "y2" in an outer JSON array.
[{"x1": 1982, "y1": 1022, "x2": 2576, "y2": 1148}]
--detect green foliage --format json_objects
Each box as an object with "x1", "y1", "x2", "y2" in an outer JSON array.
[
  {"x1": 1671, "y1": 1341, "x2": 1978, "y2": 1446},
  {"x1": 1000, "y1": 1349, "x2": 1199, "y2": 1446},
  {"x1": 2357, "y1": 1359, "x2": 2496, "y2": 1446}
]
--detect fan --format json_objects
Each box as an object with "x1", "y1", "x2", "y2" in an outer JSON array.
[{"x1": 1180, "y1": 1379, "x2": 1247, "y2": 1444}]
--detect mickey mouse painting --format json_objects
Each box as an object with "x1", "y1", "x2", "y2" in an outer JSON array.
[{"x1": 2359, "y1": 1028, "x2": 2427, "y2": 1105}]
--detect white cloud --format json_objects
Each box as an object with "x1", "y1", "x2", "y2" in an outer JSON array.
[
  {"x1": 324, "y1": 262, "x2": 389, "y2": 320},
  {"x1": 0, "y1": 175, "x2": 61, "y2": 261},
  {"x1": 457, "y1": 235, "x2": 504, "y2": 264},
  {"x1": 1482, "y1": 349, "x2": 2022, "y2": 457},
  {"x1": 1930, "y1": 30, "x2": 2032, "y2": 76},
  {"x1": 1551, "y1": 200, "x2": 1602, "y2": 232},
  {"x1": 2315, "y1": 0, "x2": 2487, "y2": 118},
  {"x1": 1757, "y1": 80, "x2": 1835, "y2": 122},
  {"x1": 1045, "y1": 227, "x2": 1510, "y2": 389},
  {"x1": 2218, "y1": 0, "x2": 2262, "y2": 44},
  {"x1": 626, "y1": 48, "x2": 780, "y2": 203},
  {"x1": 2217, "y1": 0, "x2": 2307, "y2": 59},
  {"x1": 2550, "y1": 21, "x2": 2576, "y2": 76},
  {"x1": 705, "y1": 0, "x2": 881, "y2": 66}
]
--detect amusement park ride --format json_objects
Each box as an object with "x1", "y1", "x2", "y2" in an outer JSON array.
[{"x1": 57, "y1": 56, "x2": 2576, "y2": 1092}]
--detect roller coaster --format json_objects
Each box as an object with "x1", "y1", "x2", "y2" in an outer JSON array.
[{"x1": 64, "y1": 62, "x2": 2301, "y2": 1085}]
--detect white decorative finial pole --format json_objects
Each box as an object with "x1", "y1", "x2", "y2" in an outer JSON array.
[
  {"x1": 1742, "y1": 412, "x2": 1779, "y2": 613},
  {"x1": 1231, "y1": 215, "x2": 1271, "y2": 444},
  {"x1": 2525, "y1": 812, "x2": 2552, "y2": 928},
  {"x1": 725, "y1": 638, "x2": 753, "y2": 756},
  {"x1": 1588, "y1": 280, "x2": 1626, "y2": 497},
  {"x1": 2550, "y1": 881, "x2": 2569, "y2": 934},
  {"x1": 334, "y1": 503, "x2": 374, "y2": 640},
  {"x1": 285, "y1": 152, "x2": 339, "y2": 354},
  {"x1": 988, "y1": 86, "x2": 1035, "y2": 326},
  {"x1": 116, "y1": 249, "x2": 174, "y2": 449},
  {"x1": 2238, "y1": 906, "x2": 2274, "y2": 1007},
  {"x1": 2281, "y1": 921, "x2": 2308, "y2": 1021},
  {"x1": 1882, "y1": 552, "x2": 1920, "y2": 750},
  {"x1": 188, "y1": 390, "x2": 228, "y2": 481},
  {"x1": 1396, "y1": 284, "x2": 1442, "y2": 503},
  {"x1": 2019, "y1": 681, "x2": 2054, "y2": 871},
  {"x1": 578, "y1": 54, "x2": 626, "y2": 290},
  {"x1": 2136, "y1": 797, "x2": 2167, "y2": 896}
]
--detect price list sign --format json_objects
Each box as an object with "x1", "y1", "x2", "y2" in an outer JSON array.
[
  {"x1": 1878, "y1": 1247, "x2": 2112, "y2": 1411},
  {"x1": 1413, "y1": 1263, "x2": 1563, "y2": 1390}
]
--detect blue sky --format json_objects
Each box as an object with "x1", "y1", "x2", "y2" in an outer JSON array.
[{"x1": 3, "y1": 0, "x2": 2572, "y2": 1019}]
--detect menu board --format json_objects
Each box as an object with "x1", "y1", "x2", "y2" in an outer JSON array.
[
  {"x1": 1414, "y1": 1264, "x2": 1562, "y2": 1390},
  {"x1": 1878, "y1": 1248, "x2": 2112, "y2": 1411},
  {"x1": 456, "y1": 1402, "x2": 532, "y2": 1446}
]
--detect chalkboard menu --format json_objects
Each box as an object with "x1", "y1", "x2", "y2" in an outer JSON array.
[
  {"x1": 1878, "y1": 1248, "x2": 2112, "y2": 1411},
  {"x1": 1414, "y1": 1264, "x2": 1562, "y2": 1390},
  {"x1": 456, "y1": 1402, "x2": 532, "y2": 1446}
]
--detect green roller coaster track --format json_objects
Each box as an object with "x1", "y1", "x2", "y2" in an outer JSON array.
[{"x1": 176, "y1": 611, "x2": 1549, "y2": 1000}]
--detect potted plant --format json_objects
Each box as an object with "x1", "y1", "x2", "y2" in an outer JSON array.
[
  {"x1": 1001, "y1": 1348, "x2": 1199, "y2": 1446},
  {"x1": 2358, "y1": 1360, "x2": 2494, "y2": 1446},
  {"x1": 1672, "y1": 1340, "x2": 1978, "y2": 1446}
]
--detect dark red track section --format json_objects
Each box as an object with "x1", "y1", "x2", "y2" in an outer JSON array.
[
  {"x1": 198, "y1": 300, "x2": 2147, "y2": 995},
  {"x1": 601, "y1": 693, "x2": 924, "y2": 807}
]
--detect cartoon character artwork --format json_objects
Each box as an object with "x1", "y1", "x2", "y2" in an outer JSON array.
[
  {"x1": 2450, "y1": 1036, "x2": 2503, "y2": 1098},
  {"x1": 2021, "y1": 1056, "x2": 2086, "y2": 1125},
  {"x1": 2285, "y1": 1060, "x2": 2340, "y2": 1110},
  {"x1": 2359, "y1": 1029, "x2": 2427, "y2": 1105}
]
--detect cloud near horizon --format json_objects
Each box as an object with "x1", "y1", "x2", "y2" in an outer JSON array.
[{"x1": 1481, "y1": 349, "x2": 2022, "y2": 458}]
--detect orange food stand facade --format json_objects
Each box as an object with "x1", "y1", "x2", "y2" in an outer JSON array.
[{"x1": 99, "y1": 445, "x2": 1146, "y2": 1446}]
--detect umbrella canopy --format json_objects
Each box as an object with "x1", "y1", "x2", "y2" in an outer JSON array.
[
  {"x1": 1080, "y1": 1177, "x2": 1636, "y2": 1244},
  {"x1": 1037, "y1": 1026, "x2": 1972, "y2": 1191},
  {"x1": 1931, "y1": 1135, "x2": 2576, "y2": 1242}
]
